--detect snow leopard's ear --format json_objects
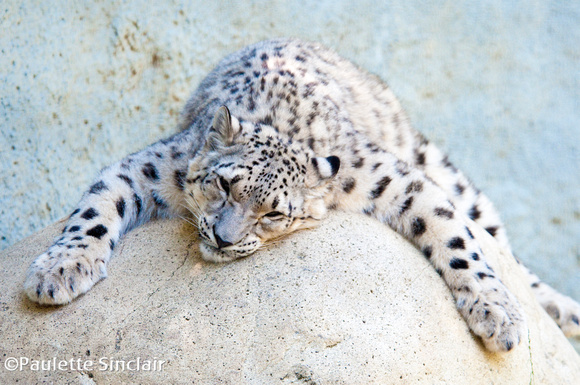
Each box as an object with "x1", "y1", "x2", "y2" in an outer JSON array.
[
  {"x1": 206, "y1": 106, "x2": 242, "y2": 150},
  {"x1": 305, "y1": 156, "x2": 340, "y2": 188}
]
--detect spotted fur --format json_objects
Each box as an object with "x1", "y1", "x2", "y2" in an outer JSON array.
[{"x1": 24, "y1": 39, "x2": 579, "y2": 352}]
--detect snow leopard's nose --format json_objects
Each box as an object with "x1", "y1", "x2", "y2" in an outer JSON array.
[{"x1": 213, "y1": 225, "x2": 233, "y2": 249}]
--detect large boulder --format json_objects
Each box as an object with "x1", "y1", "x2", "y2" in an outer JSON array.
[{"x1": 1, "y1": 212, "x2": 579, "y2": 384}]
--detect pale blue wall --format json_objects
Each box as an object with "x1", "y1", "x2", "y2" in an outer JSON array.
[{"x1": 1, "y1": 1, "x2": 578, "y2": 302}]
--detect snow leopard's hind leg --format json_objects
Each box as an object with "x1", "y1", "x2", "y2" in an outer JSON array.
[
  {"x1": 411, "y1": 137, "x2": 580, "y2": 338},
  {"x1": 24, "y1": 130, "x2": 195, "y2": 305}
]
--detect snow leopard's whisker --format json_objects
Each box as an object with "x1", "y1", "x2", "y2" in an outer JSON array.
[
  {"x1": 185, "y1": 194, "x2": 204, "y2": 216},
  {"x1": 179, "y1": 215, "x2": 199, "y2": 229},
  {"x1": 183, "y1": 195, "x2": 201, "y2": 211},
  {"x1": 182, "y1": 198, "x2": 204, "y2": 221},
  {"x1": 262, "y1": 235, "x2": 287, "y2": 248},
  {"x1": 179, "y1": 202, "x2": 202, "y2": 222}
]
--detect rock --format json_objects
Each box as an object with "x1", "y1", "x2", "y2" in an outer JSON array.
[{"x1": 1, "y1": 212, "x2": 579, "y2": 384}]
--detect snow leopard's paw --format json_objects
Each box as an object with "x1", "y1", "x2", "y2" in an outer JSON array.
[
  {"x1": 24, "y1": 244, "x2": 108, "y2": 305},
  {"x1": 540, "y1": 291, "x2": 580, "y2": 337},
  {"x1": 457, "y1": 283, "x2": 527, "y2": 352}
]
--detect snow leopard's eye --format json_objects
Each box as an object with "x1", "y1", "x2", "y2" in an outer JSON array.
[
  {"x1": 217, "y1": 176, "x2": 230, "y2": 196},
  {"x1": 263, "y1": 211, "x2": 285, "y2": 220}
]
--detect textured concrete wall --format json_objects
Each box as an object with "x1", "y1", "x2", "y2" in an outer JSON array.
[{"x1": 1, "y1": 1, "x2": 578, "y2": 302}]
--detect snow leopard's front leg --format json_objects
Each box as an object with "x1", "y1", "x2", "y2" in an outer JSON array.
[
  {"x1": 408, "y1": 138, "x2": 580, "y2": 338},
  {"x1": 334, "y1": 150, "x2": 526, "y2": 352},
  {"x1": 24, "y1": 131, "x2": 194, "y2": 305}
]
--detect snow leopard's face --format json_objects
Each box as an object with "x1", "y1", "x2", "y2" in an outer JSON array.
[{"x1": 185, "y1": 107, "x2": 339, "y2": 262}]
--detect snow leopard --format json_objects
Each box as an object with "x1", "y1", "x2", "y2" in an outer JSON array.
[{"x1": 24, "y1": 38, "x2": 580, "y2": 352}]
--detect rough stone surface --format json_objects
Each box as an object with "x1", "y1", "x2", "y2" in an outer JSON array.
[
  {"x1": 1, "y1": 213, "x2": 579, "y2": 384},
  {"x1": 1, "y1": 1, "x2": 579, "y2": 310}
]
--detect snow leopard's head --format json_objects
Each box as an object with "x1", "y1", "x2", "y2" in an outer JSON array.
[{"x1": 185, "y1": 106, "x2": 340, "y2": 262}]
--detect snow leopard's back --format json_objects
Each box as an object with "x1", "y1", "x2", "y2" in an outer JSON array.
[{"x1": 180, "y1": 38, "x2": 421, "y2": 163}]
